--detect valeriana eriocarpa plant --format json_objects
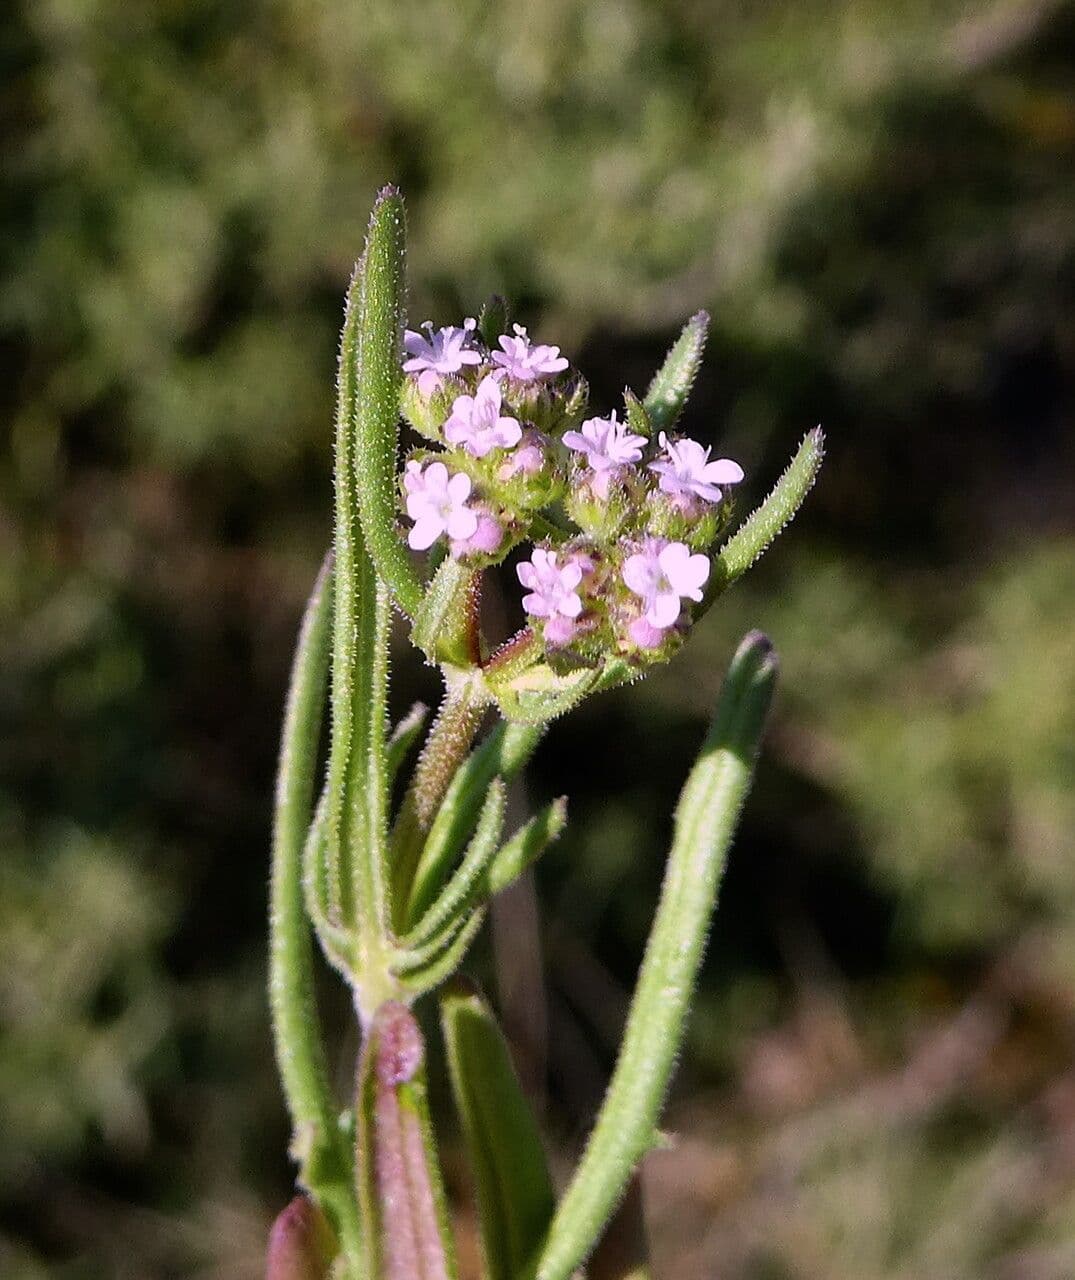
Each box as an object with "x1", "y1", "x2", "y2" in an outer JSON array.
[{"x1": 268, "y1": 186, "x2": 823, "y2": 1280}]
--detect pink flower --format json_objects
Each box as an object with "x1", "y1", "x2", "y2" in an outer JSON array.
[
  {"x1": 497, "y1": 431, "x2": 546, "y2": 480},
  {"x1": 450, "y1": 510, "x2": 504, "y2": 559},
  {"x1": 403, "y1": 460, "x2": 478, "y2": 551},
  {"x1": 403, "y1": 319, "x2": 482, "y2": 396},
  {"x1": 517, "y1": 548, "x2": 588, "y2": 645},
  {"x1": 491, "y1": 324, "x2": 569, "y2": 382},
  {"x1": 621, "y1": 539, "x2": 710, "y2": 630},
  {"x1": 443, "y1": 376, "x2": 523, "y2": 457},
  {"x1": 563, "y1": 412, "x2": 646, "y2": 497},
  {"x1": 648, "y1": 433, "x2": 744, "y2": 505}
]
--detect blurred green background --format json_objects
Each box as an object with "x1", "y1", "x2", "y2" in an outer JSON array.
[{"x1": 3, "y1": 0, "x2": 1074, "y2": 1276}]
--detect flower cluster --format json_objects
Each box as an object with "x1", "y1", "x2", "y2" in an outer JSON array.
[{"x1": 398, "y1": 314, "x2": 743, "y2": 661}]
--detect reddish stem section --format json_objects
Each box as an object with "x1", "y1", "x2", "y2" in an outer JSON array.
[{"x1": 265, "y1": 1196, "x2": 335, "y2": 1280}]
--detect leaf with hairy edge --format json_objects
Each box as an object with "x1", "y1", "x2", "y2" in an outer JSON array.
[
  {"x1": 353, "y1": 186, "x2": 424, "y2": 620},
  {"x1": 269, "y1": 557, "x2": 362, "y2": 1265},
  {"x1": 490, "y1": 663, "x2": 597, "y2": 726},
  {"x1": 622, "y1": 389, "x2": 651, "y2": 440},
  {"x1": 401, "y1": 722, "x2": 542, "y2": 924},
  {"x1": 643, "y1": 311, "x2": 709, "y2": 434},
  {"x1": 396, "y1": 908, "x2": 488, "y2": 998},
  {"x1": 482, "y1": 797, "x2": 567, "y2": 899},
  {"x1": 404, "y1": 778, "x2": 506, "y2": 941},
  {"x1": 387, "y1": 703, "x2": 429, "y2": 790},
  {"x1": 709, "y1": 428, "x2": 824, "y2": 598},
  {"x1": 355, "y1": 1003, "x2": 459, "y2": 1280},
  {"x1": 441, "y1": 984, "x2": 555, "y2": 1280},
  {"x1": 533, "y1": 632, "x2": 778, "y2": 1280}
]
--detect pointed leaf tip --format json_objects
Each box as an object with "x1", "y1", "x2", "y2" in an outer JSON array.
[
  {"x1": 710, "y1": 428, "x2": 824, "y2": 594},
  {"x1": 644, "y1": 311, "x2": 710, "y2": 433},
  {"x1": 349, "y1": 190, "x2": 424, "y2": 619}
]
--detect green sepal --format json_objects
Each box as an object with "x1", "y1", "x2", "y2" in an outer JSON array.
[
  {"x1": 561, "y1": 375, "x2": 589, "y2": 433},
  {"x1": 708, "y1": 427, "x2": 824, "y2": 600},
  {"x1": 441, "y1": 983, "x2": 556, "y2": 1280},
  {"x1": 488, "y1": 661, "x2": 597, "y2": 726},
  {"x1": 533, "y1": 632, "x2": 778, "y2": 1280},
  {"x1": 413, "y1": 555, "x2": 481, "y2": 667},
  {"x1": 622, "y1": 389, "x2": 651, "y2": 440},
  {"x1": 400, "y1": 374, "x2": 458, "y2": 443},
  {"x1": 643, "y1": 310, "x2": 709, "y2": 435},
  {"x1": 478, "y1": 295, "x2": 512, "y2": 347}
]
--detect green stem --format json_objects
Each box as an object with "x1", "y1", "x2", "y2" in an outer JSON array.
[
  {"x1": 533, "y1": 632, "x2": 778, "y2": 1280},
  {"x1": 269, "y1": 556, "x2": 363, "y2": 1269}
]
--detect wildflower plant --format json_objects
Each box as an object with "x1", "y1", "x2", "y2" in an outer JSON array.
[{"x1": 268, "y1": 187, "x2": 823, "y2": 1279}]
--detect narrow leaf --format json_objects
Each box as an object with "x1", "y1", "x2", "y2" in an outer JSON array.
[
  {"x1": 642, "y1": 311, "x2": 709, "y2": 434},
  {"x1": 482, "y1": 797, "x2": 567, "y2": 900},
  {"x1": 331, "y1": 228, "x2": 395, "y2": 949},
  {"x1": 353, "y1": 186, "x2": 424, "y2": 619},
  {"x1": 355, "y1": 1003, "x2": 459, "y2": 1279},
  {"x1": 533, "y1": 632, "x2": 778, "y2": 1280},
  {"x1": 269, "y1": 557, "x2": 362, "y2": 1262},
  {"x1": 388, "y1": 702, "x2": 429, "y2": 789},
  {"x1": 301, "y1": 792, "x2": 357, "y2": 979},
  {"x1": 396, "y1": 906, "x2": 488, "y2": 995},
  {"x1": 404, "y1": 778, "x2": 506, "y2": 941},
  {"x1": 441, "y1": 984, "x2": 556, "y2": 1280},
  {"x1": 710, "y1": 427, "x2": 824, "y2": 595},
  {"x1": 403, "y1": 722, "x2": 542, "y2": 921}
]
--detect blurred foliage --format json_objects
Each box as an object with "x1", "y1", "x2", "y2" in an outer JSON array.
[{"x1": 2, "y1": 0, "x2": 1074, "y2": 1275}]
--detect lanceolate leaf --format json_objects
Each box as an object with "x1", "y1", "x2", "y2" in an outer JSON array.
[
  {"x1": 490, "y1": 662, "x2": 597, "y2": 726},
  {"x1": 404, "y1": 778, "x2": 507, "y2": 940},
  {"x1": 710, "y1": 427, "x2": 825, "y2": 595},
  {"x1": 352, "y1": 186, "x2": 424, "y2": 620},
  {"x1": 441, "y1": 985, "x2": 556, "y2": 1280},
  {"x1": 387, "y1": 702, "x2": 430, "y2": 790},
  {"x1": 482, "y1": 797, "x2": 567, "y2": 899},
  {"x1": 401, "y1": 721, "x2": 542, "y2": 925},
  {"x1": 533, "y1": 632, "x2": 778, "y2": 1280},
  {"x1": 643, "y1": 311, "x2": 709, "y2": 434},
  {"x1": 396, "y1": 907, "x2": 488, "y2": 998},
  {"x1": 268, "y1": 557, "x2": 362, "y2": 1265}
]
